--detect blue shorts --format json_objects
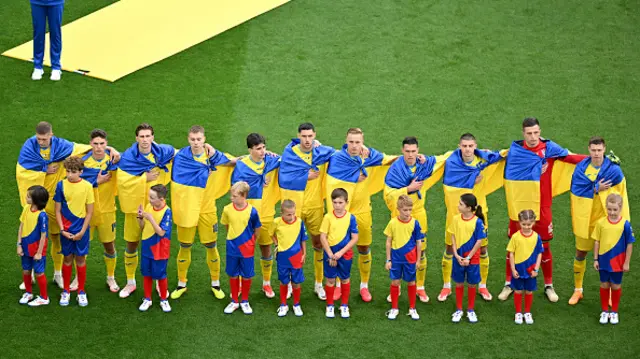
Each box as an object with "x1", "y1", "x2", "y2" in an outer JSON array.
[
  {"x1": 21, "y1": 256, "x2": 46, "y2": 274},
  {"x1": 599, "y1": 270, "x2": 623, "y2": 285},
  {"x1": 389, "y1": 262, "x2": 417, "y2": 282},
  {"x1": 140, "y1": 256, "x2": 168, "y2": 280},
  {"x1": 324, "y1": 254, "x2": 352, "y2": 280},
  {"x1": 226, "y1": 255, "x2": 255, "y2": 278},
  {"x1": 452, "y1": 262, "x2": 480, "y2": 285},
  {"x1": 277, "y1": 265, "x2": 304, "y2": 285},
  {"x1": 511, "y1": 277, "x2": 537, "y2": 291},
  {"x1": 60, "y1": 232, "x2": 90, "y2": 256}
]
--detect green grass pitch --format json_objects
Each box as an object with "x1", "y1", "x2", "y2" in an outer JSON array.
[{"x1": 1, "y1": 0, "x2": 639, "y2": 358}]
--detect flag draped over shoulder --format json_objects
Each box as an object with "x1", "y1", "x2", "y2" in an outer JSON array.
[
  {"x1": 80, "y1": 151, "x2": 119, "y2": 187},
  {"x1": 171, "y1": 147, "x2": 232, "y2": 228},
  {"x1": 278, "y1": 139, "x2": 334, "y2": 191},
  {"x1": 570, "y1": 157, "x2": 630, "y2": 238},
  {"x1": 503, "y1": 139, "x2": 575, "y2": 220},
  {"x1": 232, "y1": 155, "x2": 281, "y2": 219},
  {"x1": 117, "y1": 142, "x2": 175, "y2": 213}
]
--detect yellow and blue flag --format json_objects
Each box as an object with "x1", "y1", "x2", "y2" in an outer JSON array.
[{"x1": 232, "y1": 155, "x2": 281, "y2": 219}]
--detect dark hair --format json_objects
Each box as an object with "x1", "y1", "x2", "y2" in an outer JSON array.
[
  {"x1": 402, "y1": 136, "x2": 419, "y2": 147},
  {"x1": 331, "y1": 188, "x2": 348, "y2": 202},
  {"x1": 588, "y1": 136, "x2": 605, "y2": 147},
  {"x1": 189, "y1": 125, "x2": 205, "y2": 135},
  {"x1": 90, "y1": 129, "x2": 108, "y2": 140},
  {"x1": 246, "y1": 133, "x2": 266, "y2": 149},
  {"x1": 28, "y1": 185, "x2": 49, "y2": 210},
  {"x1": 460, "y1": 193, "x2": 485, "y2": 226},
  {"x1": 135, "y1": 123, "x2": 154, "y2": 136},
  {"x1": 150, "y1": 184, "x2": 168, "y2": 199},
  {"x1": 522, "y1": 117, "x2": 540, "y2": 129},
  {"x1": 518, "y1": 209, "x2": 536, "y2": 222},
  {"x1": 64, "y1": 156, "x2": 84, "y2": 172},
  {"x1": 298, "y1": 123, "x2": 315, "y2": 132},
  {"x1": 459, "y1": 133, "x2": 476, "y2": 142},
  {"x1": 36, "y1": 122, "x2": 52, "y2": 135}
]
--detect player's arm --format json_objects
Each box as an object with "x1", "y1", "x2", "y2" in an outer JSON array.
[
  {"x1": 623, "y1": 243, "x2": 633, "y2": 272},
  {"x1": 17, "y1": 222, "x2": 24, "y2": 256},
  {"x1": 34, "y1": 230, "x2": 46, "y2": 260},
  {"x1": 451, "y1": 234, "x2": 463, "y2": 265},
  {"x1": 54, "y1": 202, "x2": 70, "y2": 239},
  {"x1": 76, "y1": 203, "x2": 93, "y2": 240},
  {"x1": 593, "y1": 239, "x2": 600, "y2": 270},
  {"x1": 385, "y1": 236, "x2": 392, "y2": 270},
  {"x1": 533, "y1": 252, "x2": 542, "y2": 277},
  {"x1": 559, "y1": 153, "x2": 588, "y2": 164},
  {"x1": 300, "y1": 240, "x2": 307, "y2": 265},
  {"x1": 508, "y1": 251, "x2": 518, "y2": 278},
  {"x1": 319, "y1": 232, "x2": 334, "y2": 258},
  {"x1": 466, "y1": 239, "x2": 482, "y2": 266},
  {"x1": 106, "y1": 146, "x2": 121, "y2": 163},
  {"x1": 141, "y1": 212, "x2": 165, "y2": 236},
  {"x1": 336, "y1": 232, "x2": 359, "y2": 260}
]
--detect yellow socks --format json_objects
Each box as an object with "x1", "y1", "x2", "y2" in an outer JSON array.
[
  {"x1": 104, "y1": 251, "x2": 117, "y2": 277},
  {"x1": 442, "y1": 252, "x2": 453, "y2": 285},
  {"x1": 573, "y1": 256, "x2": 587, "y2": 290},
  {"x1": 358, "y1": 250, "x2": 372, "y2": 284},
  {"x1": 124, "y1": 249, "x2": 138, "y2": 281},
  {"x1": 176, "y1": 244, "x2": 192, "y2": 284},
  {"x1": 50, "y1": 233, "x2": 63, "y2": 273},
  {"x1": 260, "y1": 256, "x2": 273, "y2": 283},
  {"x1": 480, "y1": 252, "x2": 490, "y2": 285},
  {"x1": 205, "y1": 245, "x2": 221, "y2": 282},
  {"x1": 314, "y1": 248, "x2": 324, "y2": 283},
  {"x1": 417, "y1": 252, "x2": 427, "y2": 288}
]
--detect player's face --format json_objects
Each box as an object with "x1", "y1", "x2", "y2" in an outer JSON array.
[
  {"x1": 249, "y1": 143, "x2": 266, "y2": 162},
  {"x1": 457, "y1": 199, "x2": 471, "y2": 214},
  {"x1": 230, "y1": 190, "x2": 246, "y2": 207},
  {"x1": 519, "y1": 219, "x2": 535, "y2": 233},
  {"x1": 523, "y1": 125, "x2": 541, "y2": 147},
  {"x1": 66, "y1": 170, "x2": 82, "y2": 182},
  {"x1": 402, "y1": 144, "x2": 419, "y2": 166},
  {"x1": 298, "y1": 129, "x2": 316, "y2": 151},
  {"x1": 346, "y1": 133, "x2": 364, "y2": 156},
  {"x1": 136, "y1": 129, "x2": 154, "y2": 151},
  {"x1": 332, "y1": 197, "x2": 347, "y2": 212},
  {"x1": 588, "y1": 143, "x2": 605, "y2": 165},
  {"x1": 26, "y1": 192, "x2": 33, "y2": 205},
  {"x1": 282, "y1": 207, "x2": 296, "y2": 223},
  {"x1": 90, "y1": 136, "x2": 107, "y2": 156},
  {"x1": 188, "y1": 131, "x2": 205, "y2": 153},
  {"x1": 606, "y1": 201, "x2": 622, "y2": 220},
  {"x1": 148, "y1": 190, "x2": 163, "y2": 207},
  {"x1": 458, "y1": 139, "x2": 477, "y2": 160},
  {"x1": 398, "y1": 205, "x2": 412, "y2": 220},
  {"x1": 36, "y1": 132, "x2": 52, "y2": 148}
]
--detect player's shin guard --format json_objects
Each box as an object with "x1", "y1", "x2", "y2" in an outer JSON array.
[
  {"x1": 513, "y1": 292, "x2": 523, "y2": 313},
  {"x1": 408, "y1": 284, "x2": 417, "y2": 309},
  {"x1": 77, "y1": 264, "x2": 86, "y2": 292},
  {"x1": 341, "y1": 282, "x2": 351, "y2": 305},
  {"x1": 143, "y1": 276, "x2": 153, "y2": 299},
  {"x1": 241, "y1": 278, "x2": 252, "y2": 302},
  {"x1": 541, "y1": 241, "x2": 553, "y2": 285},
  {"x1": 205, "y1": 244, "x2": 221, "y2": 282},
  {"x1": 416, "y1": 253, "x2": 427, "y2": 288},
  {"x1": 104, "y1": 251, "x2": 117, "y2": 278},
  {"x1": 37, "y1": 274, "x2": 48, "y2": 299},
  {"x1": 455, "y1": 286, "x2": 464, "y2": 311},
  {"x1": 442, "y1": 252, "x2": 453, "y2": 286},
  {"x1": 524, "y1": 293, "x2": 533, "y2": 313},
  {"x1": 176, "y1": 244, "x2": 192, "y2": 284},
  {"x1": 124, "y1": 250, "x2": 138, "y2": 281},
  {"x1": 505, "y1": 253, "x2": 512, "y2": 283},
  {"x1": 358, "y1": 249, "x2": 372, "y2": 285},
  {"x1": 611, "y1": 288, "x2": 622, "y2": 312},
  {"x1": 480, "y1": 252, "x2": 490, "y2": 285},
  {"x1": 260, "y1": 256, "x2": 273, "y2": 284},
  {"x1": 314, "y1": 248, "x2": 324, "y2": 284},
  {"x1": 50, "y1": 233, "x2": 63, "y2": 272},
  {"x1": 62, "y1": 263, "x2": 72, "y2": 292},
  {"x1": 230, "y1": 277, "x2": 240, "y2": 303},
  {"x1": 468, "y1": 287, "x2": 476, "y2": 310},
  {"x1": 23, "y1": 274, "x2": 33, "y2": 293},
  {"x1": 390, "y1": 285, "x2": 400, "y2": 309},
  {"x1": 573, "y1": 257, "x2": 586, "y2": 290},
  {"x1": 280, "y1": 284, "x2": 288, "y2": 305}
]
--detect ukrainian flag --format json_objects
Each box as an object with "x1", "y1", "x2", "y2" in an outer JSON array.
[
  {"x1": 570, "y1": 157, "x2": 629, "y2": 239},
  {"x1": 232, "y1": 155, "x2": 281, "y2": 219},
  {"x1": 503, "y1": 139, "x2": 575, "y2": 220},
  {"x1": 117, "y1": 142, "x2": 175, "y2": 214},
  {"x1": 171, "y1": 147, "x2": 232, "y2": 228}
]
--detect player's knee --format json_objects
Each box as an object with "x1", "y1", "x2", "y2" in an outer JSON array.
[
  {"x1": 391, "y1": 280, "x2": 401, "y2": 286},
  {"x1": 179, "y1": 242, "x2": 193, "y2": 249},
  {"x1": 612, "y1": 284, "x2": 621, "y2": 290},
  {"x1": 600, "y1": 282, "x2": 610, "y2": 289},
  {"x1": 480, "y1": 246, "x2": 488, "y2": 255},
  {"x1": 342, "y1": 278, "x2": 350, "y2": 284},
  {"x1": 357, "y1": 246, "x2": 370, "y2": 255},
  {"x1": 204, "y1": 242, "x2": 217, "y2": 249},
  {"x1": 23, "y1": 270, "x2": 31, "y2": 276},
  {"x1": 575, "y1": 251, "x2": 587, "y2": 260},
  {"x1": 326, "y1": 278, "x2": 336, "y2": 286}
]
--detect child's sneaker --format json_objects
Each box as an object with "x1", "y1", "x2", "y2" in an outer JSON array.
[
  {"x1": 293, "y1": 304, "x2": 303, "y2": 317},
  {"x1": 408, "y1": 308, "x2": 420, "y2": 320},
  {"x1": 50, "y1": 69, "x2": 61, "y2": 81},
  {"x1": 544, "y1": 285, "x2": 559, "y2": 302},
  {"x1": 498, "y1": 285, "x2": 513, "y2": 301},
  {"x1": 70, "y1": 276, "x2": 78, "y2": 291},
  {"x1": 387, "y1": 308, "x2": 399, "y2": 320},
  {"x1": 277, "y1": 305, "x2": 289, "y2": 317},
  {"x1": 119, "y1": 284, "x2": 136, "y2": 298},
  {"x1": 106, "y1": 277, "x2": 120, "y2": 293},
  {"x1": 31, "y1": 68, "x2": 44, "y2": 80},
  {"x1": 314, "y1": 283, "x2": 326, "y2": 300},
  {"x1": 438, "y1": 287, "x2": 451, "y2": 302},
  {"x1": 340, "y1": 305, "x2": 350, "y2": 319},
  {"x1": 467, "y1": 310, "x2": 478, "y2": 323},
  {"x1": 479, "y1": 287, "x2": 493, "y2": 301},
  {"x1": 524, "y1": 312, "x2": 534, "y2": 325},
  {"x1": 609, "y1": 312, "x2": 619, "y2": 325},
  {"x1": 77, "y1": 291, "x2": 88, "y2": 307},
  {"x1": 599, "y1": 311, "x2": 609, "y2": 324},
  {"x1": 160, "y1": 300, "x2": 172, "y2": 313},
  {"x1": 514, "y1": 313, "x2": 523, "y2": 325},
  {"x1": 451, "y1": 310, "x2": 464, "y2": 323},
  {"x1": 224, "y1": 302, "x2": 240, "y2": 314},
  {"x1": 139, "y1": 298, "x2": 152, "y2": 311},
  {"x1": 19, "y1": 293, "x2": 34, "y2": 305},
  {"x1": 416, "y1": 288, "x2": 429, "y2": 303},
  {"x1": 240, "y1": 301, "x2": 253, "y2": 315},
  {"x1": 262, "y1": 284, "x2": 275, "y2": 299},
  {"x1": 60, "y1": 291, "x2": 70, "y2": 306},
  {"x1": 28, "y1": 296, "x2": 50, "y2": 307},
  {"x1": 325, "y1": 305, "x2": 335, "y2": 318}
]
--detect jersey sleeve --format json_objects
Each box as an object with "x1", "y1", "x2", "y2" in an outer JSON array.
[
  {"x1": 383, "y1": 220, "x2": 393, "y2": 238},
  {"x1": 475, "y1": 219, "x2": 487, "y2": 241},
  {"x1": 20, "y1": 206, "x2": 28, "y2": 223},
  {"x1": 536, "y1": 235, "x2": 544, "y2": 254},
  {"x1": 39, "y1": 212, "x2": 49, "y2": 235},
  {"x1": 591, "y1": 221, "x2": 602, "y2": 242},
  {"x1": 53, "y1": 181, "x2": 63, "y2": 203},
  {"x1": 349, "y1": 214, "x2": 359, "y2": 234},
  {"x1": 300, "y1": 222, "x2": 309, "y2": 242},
  {"x1": 319, "y1": 215, "x2": 330, "y2": 234},
  {"x1": 251, "y1": 208, "x2": 262, "y2": 229},
  {"x1": 86, "y1": 183, "x2": 95, "y2": 204},
  {"x1": 624, "y1": 221, "x2": 636, "y2": 245},
  {"x1": 413, "y1": 221, "x2": 425, "y2": 241},
  {"x1": 268, "y1": 220, "x2": 278, "y2": 238},
  {"x1": 506, "y1": 238, "x2": 516, "y2": 253},
  {"x1": 160, "y1": 208, "x2": 173, "y2": 235},
  {"x1": 220, "y1": 207, "x2": 229, "y2": 226}
]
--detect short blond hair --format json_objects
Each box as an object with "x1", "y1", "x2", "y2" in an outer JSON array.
[
  {"x1": 346, "y1": 128, "x2": 363, "y2": 136},
  {"x1": 606, "y1": 193, "x2": 623, "y2": 208},
  {"x1": 397, "y1": 194, "x2": 413, "y2": 210},
  {"x1": 231, "y1": 181, "x2": 250, "y2": 197},
  {"x1": 281, "y1": 199, "x2": 296, "y2": 212}
]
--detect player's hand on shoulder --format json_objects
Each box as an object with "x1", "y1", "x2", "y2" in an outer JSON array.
[
  {"x1": 417, "y1": 154, "x2": 427, "y2": 164},
  {"x1": 204, "y1": 143, "x2": 216, "y2": 157},
  {"x1": 109, "y1": 148, "x2": 121, "y2": 164}
]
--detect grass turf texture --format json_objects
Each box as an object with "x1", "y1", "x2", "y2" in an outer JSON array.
[{"x1": 1, "y1": 0, "x2": 639, "y2": 358}]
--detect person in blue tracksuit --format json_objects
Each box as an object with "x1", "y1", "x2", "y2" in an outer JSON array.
[{"x1": 30, "y1": 0, "x2": 64, "y2": 81}]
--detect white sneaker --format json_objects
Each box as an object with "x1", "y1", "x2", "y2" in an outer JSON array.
[
  {"x1": 408, "y1": 308, "x2": 420, "y2": 320},
  {"x1": 54, "y1": 275, "x2": 64, "y2": 289},
  {"x1": 467, "y1": 310, "x2": 478, "y2": 323},
  {"x1": 160, "y1": 300, "x2": 172, "y2": 313},
  {"x1": 452, "y1": 310, "x2": 464, "y2": 323},
  {"x1": 314, "y1": 283, "x2": 326, "y2": 300},
  {"x1": 599, "y1": 311, "x2": 609, "y2": 324},
  {"x1": 106, "y1": 277, "x2": 120, "y2": 293},
  {"x1": 119, "y1": 284, "x2": 136, "y2": 298},
  {"x1": 19, "y1": 282, "x2": 26, "y2": 290},
  {"x1": 524, "y1": 312, "x2": 534, "y2": 325},
  {"x1": 224, "y1": 302, "x2": 240, "y2": 314},
  {"x1": 340, "y1": 305, "x2": 350, "y2": 319},
  {"x1": 19, "y1": 293, "x2": 34, "y2": 305},
  {"x1": 60, "y1": 291, "x2": 70, "y2": 306},
  {"x1": 277, "y1": 305, "x2": 289, "y2": 317},
  {"x1": 240, "y1": 302, "x2": 253, "y2": 315},
  {"x1": 139, "y1": 298, "x2": 152, "y2": 312},
  {"x1": 287, "y1": 283, "x2": 293, "y2": 299},
  {"x1": 77, "y1": 292, "x2": 88, "y2": 307},
  {"x1": 544, "y1": 286, "x2": 559, "y2": 302},
  {"x1": 387, "y1": 308, "x2": 399, "y2": 320},
  {"x1": 50, "y1": 69, "x2": 61, "y2": 81},
  {"x1": 293, "y1": 304, "x2": 303, "y2": 317},
  {"x1": 70, "y1": 277, "x2": 78, "y2": 292},
  {"x1": 28, "y1": 296, "x2": 50, "y2": 307},
  {"x1": 326, "y1": 305, "x2": 335, "y2": 318},
  {"x1": 609, "y1": 312, "x2": 619, "y2": 325},
  {"x1": 514, "y1": 313, "x2": 523, "y2": 325},
  {"x1": 32, "y1": 68, "x2": 44, "y2": 80},
  {"x1": 498, "y1": 285, "x2": 513, "y2": 301}
]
